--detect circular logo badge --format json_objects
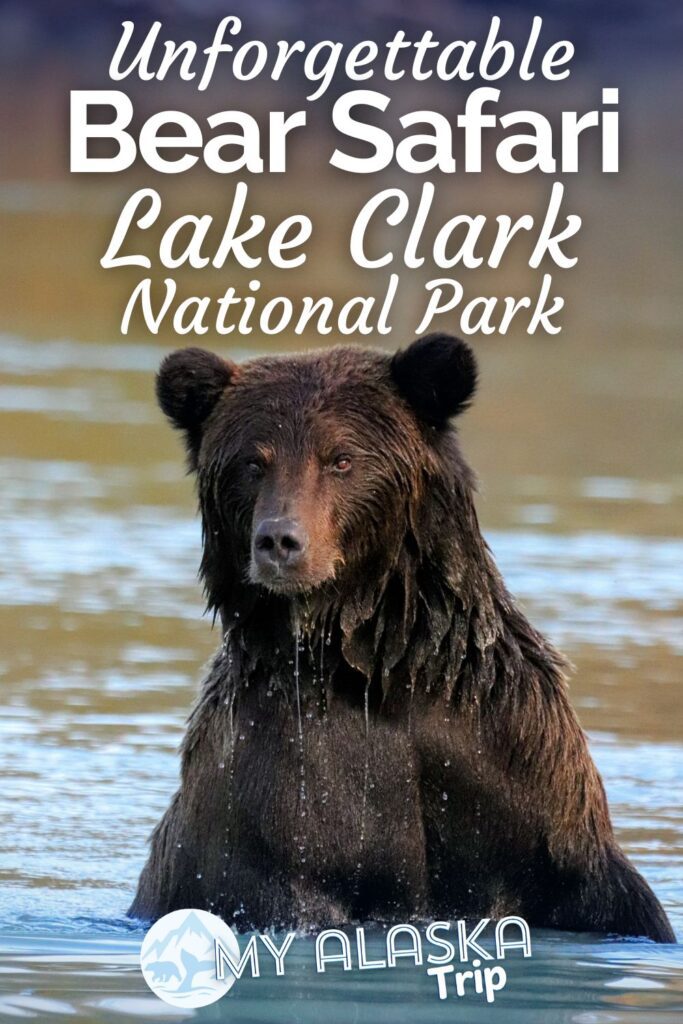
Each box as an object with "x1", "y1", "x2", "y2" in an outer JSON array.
[{"x1": 140, "y1": 908, "x2": 241, "y2": 1008}]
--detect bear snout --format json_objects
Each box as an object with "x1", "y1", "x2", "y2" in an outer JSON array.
[
  {"x1": 253, "y1": 517, "x2": 308, "y2": 569},
  {"x1": 251, "y1": 516, "x2": 318, "y2": 590},
  {"x1": 249, "y1": 513, "x2": 340, "y2": 593}
]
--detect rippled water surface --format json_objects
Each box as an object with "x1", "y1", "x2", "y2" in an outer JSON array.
[{"x1": 0, "y1": 332, "x2": 681, "y2": 1022}]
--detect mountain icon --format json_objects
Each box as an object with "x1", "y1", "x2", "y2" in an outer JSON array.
[
  {"x1": 144, "y1": 909, "x2": 217, "y2": 964},
  {"x1": 140, "y1": 908, "x2": 240, "y2": 1008}
]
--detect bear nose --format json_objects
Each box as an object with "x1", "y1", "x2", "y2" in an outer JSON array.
[{"x1": 253, "y1": 517, "x2": 308, "y2": 568}]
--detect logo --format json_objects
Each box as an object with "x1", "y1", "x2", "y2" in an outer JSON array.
[{"x1": 140, "y1": 908, "x2": 240, "y2": 1008}]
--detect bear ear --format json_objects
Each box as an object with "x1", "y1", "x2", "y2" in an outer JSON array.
[
  {"x1": 390, "y1": 334, "x2": 478, "y2": 427},
  {"x1": 156, "y1": 347, "x2": 237, "y2": 462}
]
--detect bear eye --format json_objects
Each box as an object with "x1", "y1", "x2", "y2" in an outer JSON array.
[
  {"x1": 245, "y1": 458, "x2": 264, "y2": 478},
  {"x1": 332, "y1": 454, "x2": 352, "y2": 474}
]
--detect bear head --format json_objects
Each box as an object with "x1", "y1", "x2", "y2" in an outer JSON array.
[{"x1": 156, "y1": 335, "x2": 479, "y2": 640}]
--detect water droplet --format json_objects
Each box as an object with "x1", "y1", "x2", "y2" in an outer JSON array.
[
  {"x1": 442, "y1": 792, "x2": 448, "y2": 801},
  {"x1": 196, "y1": 872, "x2": 203, "y2": 880}
]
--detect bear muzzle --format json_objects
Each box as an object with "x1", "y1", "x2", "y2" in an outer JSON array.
[
  {"x1": 249, "y1": 514, "x2": 342, "y2": 593},
  {"x1": 250, "y1": 516, "x2": 325, "y2": 592},
  {"x1": 254, "y1": 517, "x2": 307, "y2": 567}
]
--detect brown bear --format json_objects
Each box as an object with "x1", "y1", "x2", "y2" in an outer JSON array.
[{"x1": 129, "y1": 335, "x2": 674, "y2": 942}]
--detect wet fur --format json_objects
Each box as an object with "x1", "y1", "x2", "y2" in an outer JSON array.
[{"x1": 130, "y1": 341, "x2": 674, "y2": 942}]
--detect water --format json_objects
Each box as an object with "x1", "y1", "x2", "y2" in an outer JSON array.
[{"x1": 0, "y1": 332, "x2": 681, "y2": 1021}]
